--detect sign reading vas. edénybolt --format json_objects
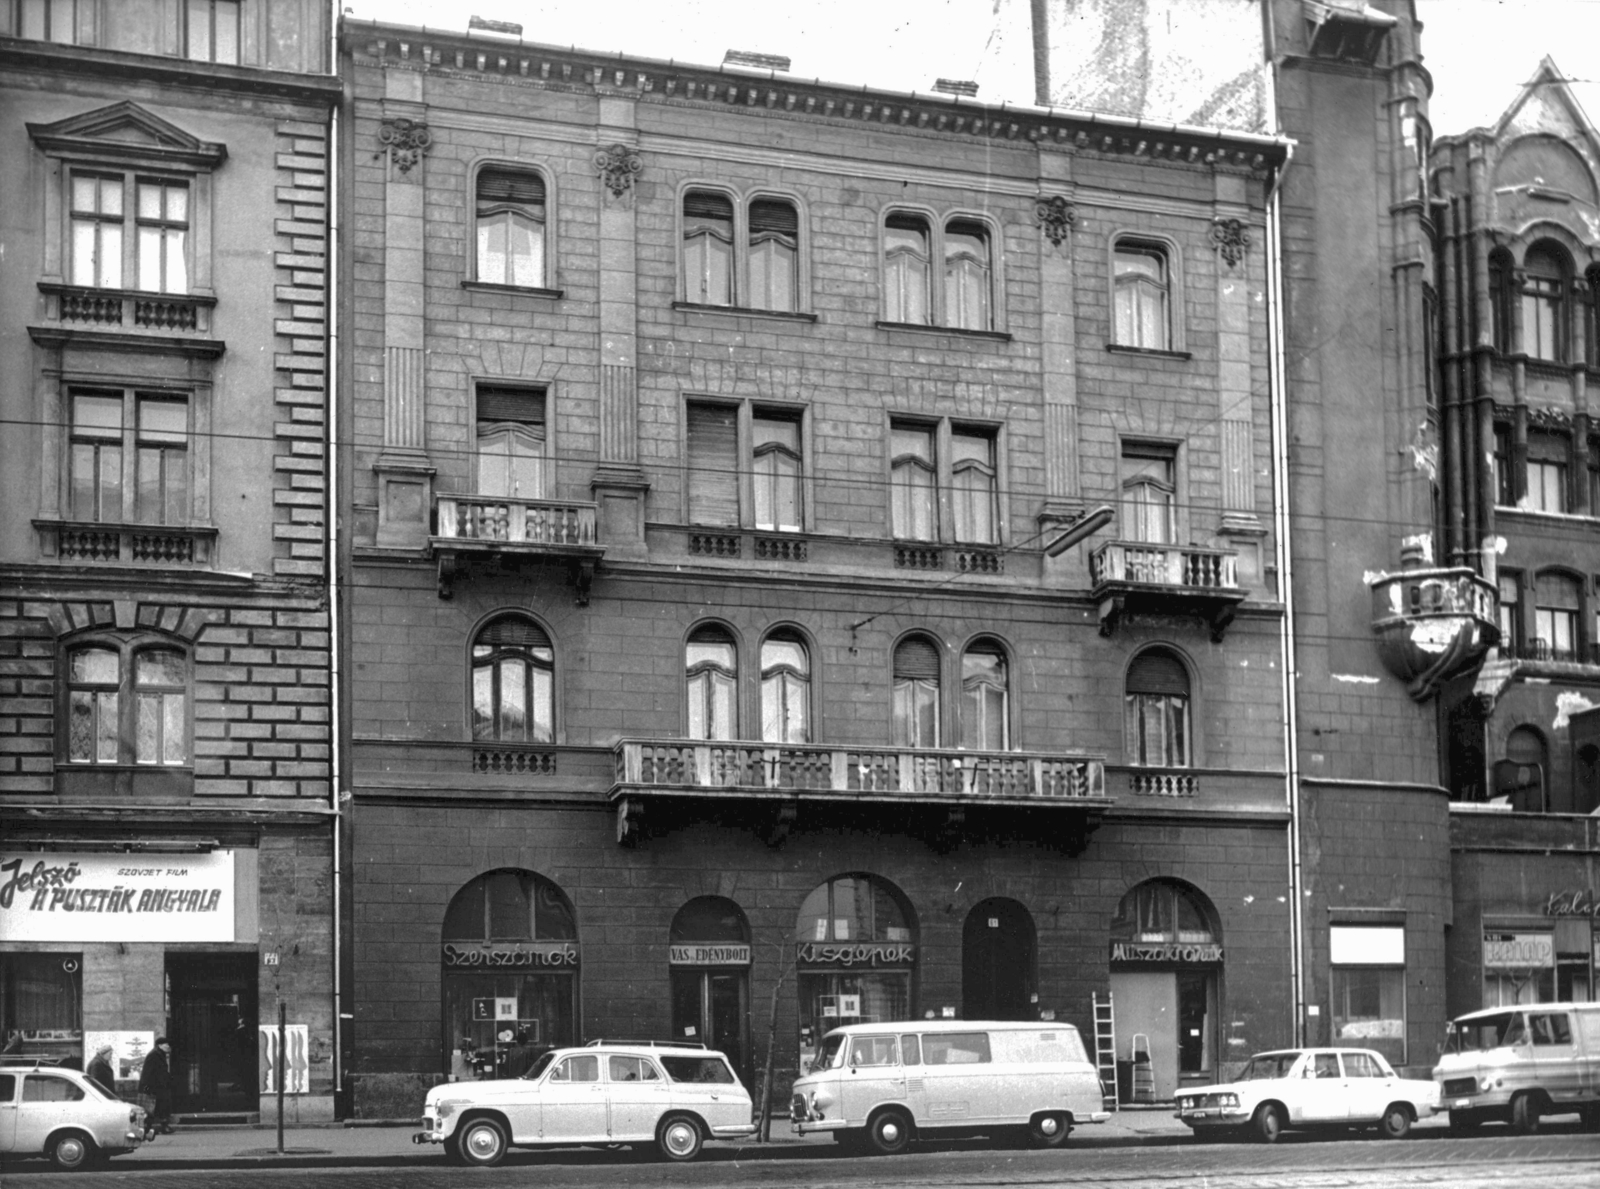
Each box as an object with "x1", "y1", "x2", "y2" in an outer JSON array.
[{"x1": 0, "y1": 851, "x2": 235, "y2": 943}]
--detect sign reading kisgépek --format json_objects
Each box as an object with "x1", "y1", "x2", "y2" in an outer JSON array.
[
  {"x1": 795, "y1": 942, "x2": 914, "y2": 966},
  {"x1": 0, "y1": 851, "x2": 235, "y2": 943}
]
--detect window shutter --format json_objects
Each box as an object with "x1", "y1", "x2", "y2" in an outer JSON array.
[
  {"x1": 894, "y1": 637, "x2": 942, "y2": 681},
  {"x1": 477, "y1": 386, "x2": 545, "y2": 426},
  {"x1": 687, "y1": 403, "x2": 739, "y2": 526},
  {"x1": 477, "y1": 616, "x2": 551, "y2": 650},
  {"x1": 749, "y1": 199, "x2": 798, "y2": 237},
  {"x1": 477, "y1": 170, "x2": 545, "y2": 207},
  {"x1": 1535, "y1": 571, "x2": 1581, "y2": 609},
  {"x1": 1126, "y1": 650, "x2": 1189, "y2": 697},
  {"x1": 684, "y1": 191, "x2": 734, "y2": 220}
]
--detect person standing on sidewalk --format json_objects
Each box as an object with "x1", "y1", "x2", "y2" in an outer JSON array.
[
  {"x1": 86, "y1": 1044, "x2": 117, "y2": 1095},
  {"x1": 139, "y1": 1036, "x2": 175, "y2": 1133}
]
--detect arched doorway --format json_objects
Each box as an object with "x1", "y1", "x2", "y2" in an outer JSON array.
[
  {"x1": 961, "y1": 898, "x2": 1036, "y2": 1020},
  {"x1": 440, "y1": 869, "x2": 578, "y2": 1079},
  {"x1": 793, "y1": 873, "x2": 917, "y2": 1072},
  {"x1": 669, "y1": 897, "x2": 751, "y2": 1083},
  {"x1": 1108, "y1": 880, "x2": 1221, "y2": 1102}
]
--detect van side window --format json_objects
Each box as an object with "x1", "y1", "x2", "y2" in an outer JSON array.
[
  {"x1": 850, "y1": 1036, "x2": 899, "y2": 1066},
  {"x1": 923, "y1": 1032, "x2": 991, "y2": 1065},
  {"x1": 1530, "y1": 1013, "x2": 1571, "y2": 1045},
  {"x1": 900, "y1": 1034, "x2": 921, "y2": 1065}
]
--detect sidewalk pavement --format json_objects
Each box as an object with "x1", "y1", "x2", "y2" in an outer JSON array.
[{"x1": 32, "y1": 1107, "x2": 1454, "y2": 1172}]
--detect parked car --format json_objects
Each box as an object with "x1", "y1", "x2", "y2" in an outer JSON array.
[
  {"x1": 1433, "y1": 1002, "x2": 1600, "y2": 1133},
  {"x1": 0, "y1": 1061, "x2": 147, "y2": 1170},
  {"x1": 790, "y1": 1019, "x2": 1109, "y2": 1154},
  {"x1": 1174, "y1": 1048, "x2": 1440, "y2": 1142},
  {"x1": 413, "y1": 1041, "x2": 755, "y2": 1166}
]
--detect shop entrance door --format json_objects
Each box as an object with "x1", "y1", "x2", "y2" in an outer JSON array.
[
  {"x1": 670, "y1": 969, "x2": 748, "y2": 1083},
  {"x1": 165, "y1": 953, "x2": 257, "y2": 1116},
  {"x1": 962, "y1": 899, "x2": 1036, "y2": 1020}
]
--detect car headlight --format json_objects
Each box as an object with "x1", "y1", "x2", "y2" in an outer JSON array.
[{"x1": 1220, "y1": 1094, "x2": 1239, "y2": 1108}]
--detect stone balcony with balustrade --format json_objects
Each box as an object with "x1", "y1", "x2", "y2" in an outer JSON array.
[
  {"x1": 431, "y1": 493, "x2": 604, "y2": 600},
  {"x1": 32, "y1": 282, "x2": 223, "y2": 358},
  {"x1": 1088, "y1": 540, "x2": 1245, "y2": 640}
]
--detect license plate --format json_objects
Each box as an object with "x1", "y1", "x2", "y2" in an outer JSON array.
[{"x1": 1190, "y1": 1110, "x2": 1210, "y2": 1118}]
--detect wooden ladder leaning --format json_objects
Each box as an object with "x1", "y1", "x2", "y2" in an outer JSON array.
[{"x1": 1091, "y1": 991, "x2": 1118, "y2": 1110}]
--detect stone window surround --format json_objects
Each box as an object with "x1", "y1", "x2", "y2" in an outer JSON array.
[
  {"x1": 461, "y1": 157, "x2": 563, "y2": 299},
  {"x1": 877, "y1": 202, "x2": 1007, "y2": 335},
  {"x1": 886, "y1": 627, "x2": 1022, "y2": 752},
  {"x1": 1106, "y1": 229, "x2": 1188, "y2": 357},
  {"x1": 673, "y1": 180, "x2": 813, "y2": 318},
  {"x1": 679, "y1": 617, "x2": 826, "y2": 745},
  {"x1": 1117, "y1": 434, "x2": 1187, "y2": 545},
  {"x1": 465, "y1": 608, "x2": 563, "y2": 746},
  {"x1": 680, "y1": 394, "x2": 813, "y2": 533},
  {"x1": 886, "y1": 412, "x2": 1010, "y2": 548},
  {"x1": 1122, "y1": 643, "x2": 1201, "y2": 768}
]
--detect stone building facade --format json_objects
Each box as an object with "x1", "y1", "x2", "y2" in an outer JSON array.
[
  {"x1": 339, "y1": 15, "x2": 1300, "y2": 1114},
  {"x1": 0, "y1": 1, "x2": 339, "y2": 1121}
]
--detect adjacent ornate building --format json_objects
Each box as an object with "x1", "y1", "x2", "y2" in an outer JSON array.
[{"x1": 0, "y1": 1, "x2": 340, "y2": 1121}]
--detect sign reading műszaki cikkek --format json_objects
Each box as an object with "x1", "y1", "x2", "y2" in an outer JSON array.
[
  {"x1": 0, "y1": 851, "x2": 235, "y2": 943},
  {"x1": 1111, "y1": 942, "x2": 1224, "y2": 964}
]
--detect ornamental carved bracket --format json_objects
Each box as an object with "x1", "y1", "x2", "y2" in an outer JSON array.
[
  {"x1": 1211, "y1": 217, "x2": 1250, "y2": 269},
  {"x1": 595, "y1": 143, "x2": 643, "y2": 198},
  {"x1": 377, "y1": 118, "x2": 432, "y2": 175},
  {"x1": 1035, "y1": 195, "x2": 1077, "y2": 247}
]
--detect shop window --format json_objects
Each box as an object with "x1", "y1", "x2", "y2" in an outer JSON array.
[
  {"x1": 1533, "y1": 571, "x2": 1580, "y2": 661},
  {"x1": 1521, "y1": 245, "x2": 1569, "y2": 362},
  {"x1": 960, "y1": 638, "x2": 1009, "y2": 751},
  {"x1": 16, "y1": 0, "x2": 81, "y2": 45},
  {"x1": 475, "y1": 169, "x2": 547, "y2": 289},
  {"x1": 475, "y1": 385, "x2": 546, "y2": 500},
  {"x1": 1554, "y1": 919, "x2": 1593, "y2": 1001},
  {"x1": 686, "y1": 624, "x2": 737, "y2": 740},
  {"x1": 670, "y1": 898, "x2": 751, "y2": 1077},
  {"x1": 760, "y1": 631, "x2": 810, "y2": 744},
  {"x1": 1482, "y1": 931, "x2": 1555, "y2": 1005},
  {"x1": 1111, "y1": 880, "x2": 1215, "y2": 944},
  {"x1": 892, "y1": 634, "x2": 941, "y2": 747},
  {"x1": 1112, "y1": 240, "x2": 1171, "y2": 350},
  {"x1": 185, "y1": 0, "x2": 240, "y2": 63},
  {"x1": 0, "y1": 953, "x2": 83, "y2": 1065},
  {"x1": 1329, "y1": 925, "x2": 1407, "y2": 1066},
  {"x1": 1122, "y1": 441, "x2": 1177, "y2": 543},
  {"x1": 63, "y1": 637, "x2": 188, "y2": 766},
  {"x1": 470, "y1": 615, "x2": 554, "y2": 744},
  {"x1": 1125, "y1": 648, "x2": 1190, "y2": 767}
]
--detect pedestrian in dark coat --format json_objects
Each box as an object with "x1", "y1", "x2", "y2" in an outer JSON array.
[
  {"x1": 86, "y1": 1044, "x2": 117, "y2": 1095},
  {"x1": 138, "y1": 1036, "x2": 175, "y2": 1133}
]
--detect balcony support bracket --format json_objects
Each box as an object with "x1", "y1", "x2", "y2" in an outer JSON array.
[
  {"x1": 762, "y1": 800, "x2": 797, "y2": 849},
  {"x1": 437, "y1": 552, "x2": 459, "y2": 600},
  {"x1": 616, "y1": 797, "x2": 644, "y2": 848},
  {"x1": 568, "y1": 557, "x2": 595, "y2": 607}
]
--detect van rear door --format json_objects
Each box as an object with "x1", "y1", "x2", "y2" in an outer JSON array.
[{"x1": 1528, "y1": 1011, "x2": 1583, "y2": 1107}]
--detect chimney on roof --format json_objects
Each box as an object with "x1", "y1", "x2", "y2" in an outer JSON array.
[
  {"x1": 468, "y1": 15, "x2": 523, "y2": 37},
  {"x1": 933, "y1": 79, "x2": 979, "y2": 98},
  {"x1": 723, "y1": 49, "x2": 791, "y2": 72}
]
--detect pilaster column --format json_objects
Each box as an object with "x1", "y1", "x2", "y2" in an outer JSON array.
[
  {"x1": 1034, "y1": 150, "x2": 1086, "y2": 574},
  {"x1": 1212, "y1": 176, "x2": 1265, "y2": 586}
]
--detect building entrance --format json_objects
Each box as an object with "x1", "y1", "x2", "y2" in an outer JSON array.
[
  {"x1": 669, "y1": 896, "x2": 752, "y2": 1083},
  {"x1": 165, "y1": 952, "x2": 258, "y2": 1116},
  {"x1": 962, "y1": 898, "x2": 1036, "y2": 1020}
]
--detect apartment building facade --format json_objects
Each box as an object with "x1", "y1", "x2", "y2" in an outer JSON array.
[{"x1": 0, "y1": 0, "x2": 339, "y2": 1121}]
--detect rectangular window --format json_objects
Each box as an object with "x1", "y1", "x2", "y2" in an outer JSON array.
[
  {"x1": 1523, "y1": 275, "x2": 1564, "y2": 361},
  {"x1": 17, "y1": 0, "x2": 78, "y2": 43},
  {"x1": 1494, "y1": 426, "x2": 1513, "y2": 506},
  {"x1": 883, "y1": 214, "x2": 930, "y2": 325},
  {"x1": 683, "y1": 192, "x2": 734, "y2": 306},
  {"x1": 686, "y1": 403, "x2": 739, "y2": 526},
  {"x1": 950, "y1": 430, "x2": 997, "y2": 544},
  {"x1": 475, "y1": 385, "x2": 546, "y2": 500},
  {"x1": 186, "y1": 0, "x2": 240, "y2": 64},
  {"x1": 748, "y1": 199, "x2": 798, "y2": 313},
  {"x1": 752, "y1": 412, "x2": 802, "y2": 531},
  {"x1": 1113, "y1": 243, "x2": 1170, "y2": 350},
  {"x1": 1498, "y1": 571, "x2": 1521, "y2": 655},
  {"x1": 70, "y1": 173, "x2": 123, "y2": 289},
  {"x1": 476, "y1": 170, "x2": 546, "y2": 288},
  {"x1": 0, "y1": 954, "x2": 84, "y2": 1061},
  {"x1": 69, "y1": 391, "x2": 124, "y2": 522},
  {"x1": 890, "y1": 423, "x2": 936, "y2": 541},
  {"x1": 1330, "y1": 925, "x2": 1406, "y2": 1066},
  {"x1": 136, "y1": 180, "x2": 189, "y2": 294},
  {"x1": 1122, "y1": 442, "x2": 1177, "y2": 543},
  {"x1": 68, "y1": 388, "x2": 191, "y2": 525},
  {"x1": 70, "y1": 172, "x2": 189, "y2": 294},
  {"x1": 136, "y1": 398, "x2": 189, "y2": 525},
  {"x1": 1527, "y1": 460, "x2": 1567, "y2": 513}
]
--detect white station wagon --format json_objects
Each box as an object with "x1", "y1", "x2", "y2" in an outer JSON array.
[
  {"x1": 414, "y1": 1042, "x2": 755, "y2": 1166},
  {"x1": 1175, "y1": 1047, "x2": 1440, "y2": 1142},
  {"x1": 0, "y1": 1062, "x2": 147, "y2": 1170}
]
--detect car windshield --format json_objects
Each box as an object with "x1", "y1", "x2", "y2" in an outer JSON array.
[
  {"x1": 1446, "y1": 1012, "x2": 1522, "y2": 1053},
  {"x1": 523, "y1": 1051, "x2": 556, "y2": 1080},
  {"x1": 815, "y1": 1034, "x2": 847, "y2": 1071},
  {"x1": 1238, "y1": 1053, "x2": 1300, "y2": 1080},
  {"x1": 659, "y1": 1056, "x2": 735, "y2": 1084}
]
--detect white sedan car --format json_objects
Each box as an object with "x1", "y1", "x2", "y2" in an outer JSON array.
[
  {"x1": 1174, "y1": 1048, "x2": 1440, "y2": 1142},
  {"x1": 0, "y1": 1062, "x2": 146, "y2": 1170},
  {"x1": 414, "y1": 1042, "x2": 756, "y2": 1166}
]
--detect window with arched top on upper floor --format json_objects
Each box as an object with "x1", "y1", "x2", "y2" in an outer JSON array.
[
  {"x1": 892, "y1": 635, "x2": 942, "y2": 748},
  {"x1": 960, "y1": 638, "x2": 1009, "y2": 751},
  {"x1": 1112, "y1": 239, "x2": 1172, "y2": 351},
  {"x1": 1521, "y1": 244, "x2": 1570, "y2": 362},
  {"x1": 1126, "y1": 647, "x2": 1191, "y2": 767},
  {"x1": 760, "y1": 630, "x2": 810, "y2": 744},
  {"x1": 62, "y1": 635, "x2": 190, "y2": 768},
  {"x1": 686, "y1": 624, "x2": 738, "y2": 741},
  {"x1": 470, "y1": 615, "x2": 555, "y2": 743},
  {"x1": 475, "y1": 167, "x2": 548, "y2": 290}
]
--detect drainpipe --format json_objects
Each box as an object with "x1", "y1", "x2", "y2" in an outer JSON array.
[{"x1": 325, "y1": 0, "x2": 345, "y2": 1108}]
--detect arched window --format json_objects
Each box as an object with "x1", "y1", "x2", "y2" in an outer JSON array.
[
  {"x1": 1533, "y1": 571, "x2": 1581, "y2": 661},
  {"x1": 1489, "y1": 248, "x2": 1514, "y2": 353},
  {"x1": 943, "y1": 218, "x2": 991, "y2": 331},
  {"x1": 1521, "y1": 245, "x2": 1568, "y2": 361},
  {"x1": 1498, "y1": 724, "x2": 1548, "y2": 813},
  {"x1": 892, "y1": 635, "x2": 941, "y2": 747},
  {"x1": 760, "y1": 632, "x2": 810, "y2": 744},
  {"x1": 794, "y1": 874, "x2": 916, "y2": 1063},
  {"x1": 64, "y1": 638, "x2": 189, "y2": 766},
  {"x1": 1111, "y1": 880, "x2": 1217, "y2": 945},
  {"x1": 670, "y1": 897, "x2": 751, "y2": 1073},
  {"x1": 672, "y1": 897, "x2": 750, "y2": 945},
  {"x1": 683, "y1": 191, "x2": 734, "y2": 305},
  {"x1": 884, "y1": 213, "x2": 931, "y2": 324},
  {"x1": 748, "y1": 199, "x2": 799, "y2": 313},
  {"x1": 795, "y1": 873, "x2": 914, "y2": 945},
  {"x1": 1113, "y1": 241, "x2": 1170, "y2": 350},
  {"x1": 890, "y1": 423, "x2": 937, "y2": 541},
  {"x1": 686, "y1": 625, "x2": 738, "y2": 740},
  {"x1": 961, "y1": 639, "x2": 1009, "y2": 750},
  {"x1": 471, "y1": 616, "x2": 554, "y2": 742},
  {"x1": 1126, "y1": 648, "x2": 1190, "y2": 766},
  {"x1": 443, "y1": 869, "x2": 577, "y2": 941},
  {"x1": 476, "y1": 169, "x2": 546, "y2": 288}
]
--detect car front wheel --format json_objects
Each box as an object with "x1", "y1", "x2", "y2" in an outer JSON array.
[
  {"x1": 49, "y1": 1131, "x2": 100, "y2": 1171},
  {"x1": 1379, "y1": 1104, "x2": 1412, "y2": 1139},
  {"x1": 657, "y1": 1113, "x2": 703, "y2": 1162},
  {"x1": 1510, "y1": 1093, "x2": 1542, "y2": 1135},
  {"x1": 1253, "y1": 1103, "x2": 1285, "y2": 1144},
  {"x1": 457, "y1": 1117, "x2": 509, "y2": 1167},
  {"x1": 867, "y1": 1107, "x2": 912, "y2": 1155}
]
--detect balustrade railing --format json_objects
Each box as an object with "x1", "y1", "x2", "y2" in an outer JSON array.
[
  {"x1": 1089, "y1": 541, "x2": 1239, "y2": 589},
  {"x1": 435, "y1": 495, "x2": 598, "y2": 547},
  {"x1": 41, "y1": 283, "x2": 212, "y2": 334},
  {"x1": 614, "y1": 740, "x2": 1105, "y2": 802}
]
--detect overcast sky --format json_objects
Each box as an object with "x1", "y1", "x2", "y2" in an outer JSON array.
[{"x1": 344, "y1": 0, "x2": 1600, "y2": 137}]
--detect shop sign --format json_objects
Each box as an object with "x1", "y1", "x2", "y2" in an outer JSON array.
[
  {"x1": 442, "y1": 941, "x2": 578, "y2": 968},
  {"x1": 1111, "y1": 942, "x2": 1224, "y2": 964},
  {"x1": 1543, "y1": 890, "x2": 1600, "y2": 919},
  {"x1": 1483, "y1": 932, "x2": 1554, "y2": 969},
  {"x1": 0, "y1": 851, "x2": 234, "y2": 943},
  {"x1": 795, "y1": 942, "x2": 915, "y2": 967},
  {"x1": 669, "y1": 943, "x2": 751, "y2": 965}
]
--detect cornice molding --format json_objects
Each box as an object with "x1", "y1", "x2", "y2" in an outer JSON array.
[{"x1": 0, "y1": 37, "x2": 340, "y2": 104}]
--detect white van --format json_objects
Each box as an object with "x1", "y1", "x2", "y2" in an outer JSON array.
[
  {"x1": 790, "y1": 1020, "x2": 1110, "y2": 1154},
  {"x1": 1432, "y1": 1002, "x2": 1600, "y2": 1133}
]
